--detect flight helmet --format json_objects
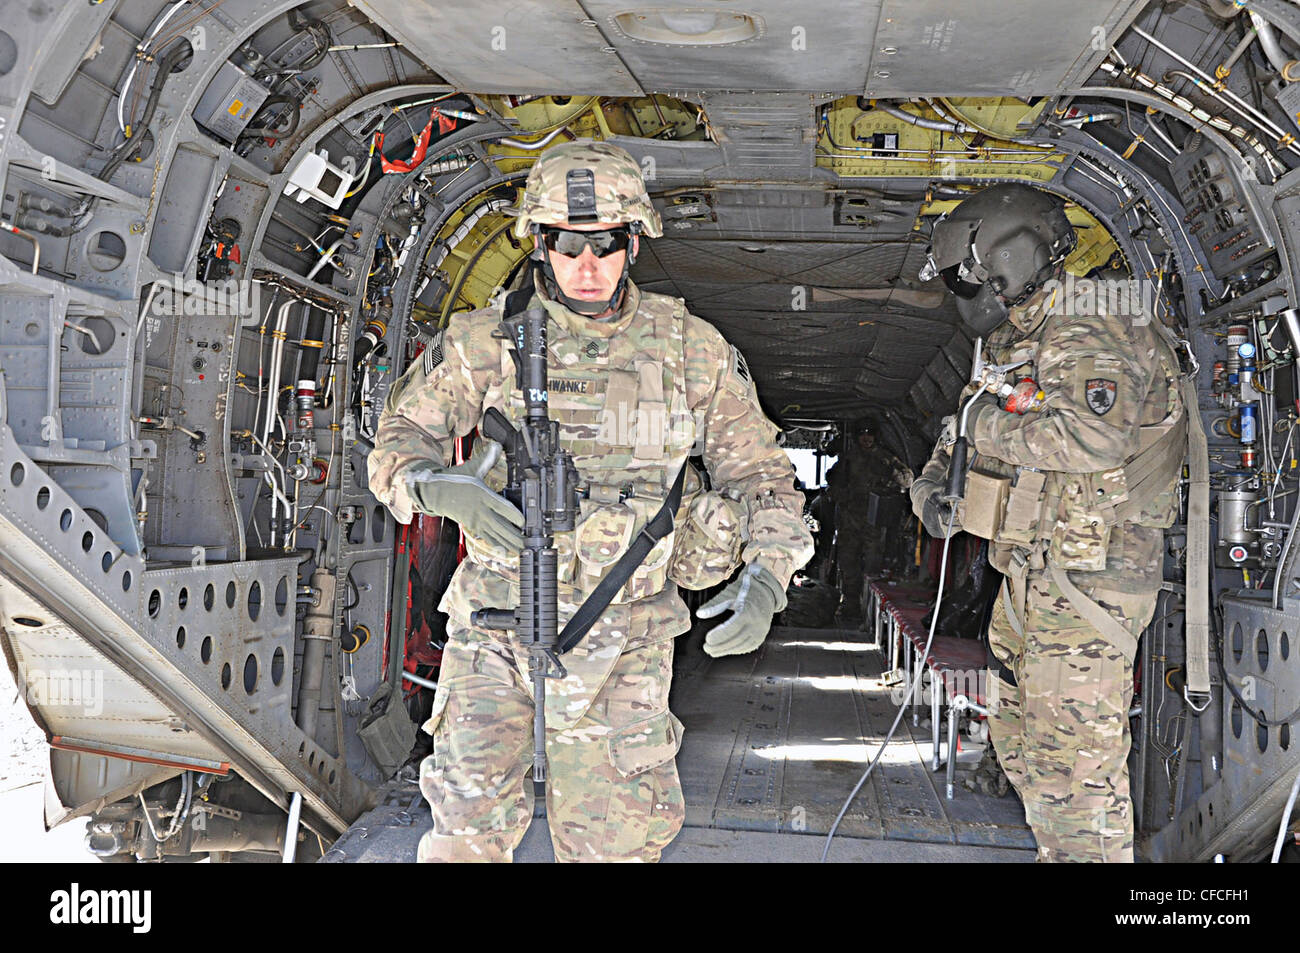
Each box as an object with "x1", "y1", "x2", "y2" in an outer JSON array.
[{"x1": 920, "y1": 184, "x2": 1076, "y2": 335}]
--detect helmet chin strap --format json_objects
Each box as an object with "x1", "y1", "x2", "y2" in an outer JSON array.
[{"x1": 534, "y1": 225, "x2": 637, "y2": 317}]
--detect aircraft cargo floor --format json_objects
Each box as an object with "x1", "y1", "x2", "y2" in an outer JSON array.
[{"x1": 324, "y1": 625, "x2": 1037, "y2": 862}]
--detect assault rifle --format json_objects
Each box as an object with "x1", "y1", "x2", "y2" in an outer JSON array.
[
  {"x1": 470, "y1": 301, "x2": 686, "y2": 789},
  {"x1": 471, "y1": 306, "x2": 579, "y2": 786}
]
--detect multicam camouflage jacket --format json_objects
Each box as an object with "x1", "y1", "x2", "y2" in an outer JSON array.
[
  {"x1": 914, "y1": 280, "x2": 1184, "y2": 593},
  {"x1": 368, "y1": 279, "x2": 814, "y2": 639}
]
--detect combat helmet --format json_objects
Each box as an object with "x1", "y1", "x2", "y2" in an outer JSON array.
[
  {"x1": 920, "y1": 184, "x2": 1076, "y2": 335},
  {"x1": 514, "y1": 139, "x2": 661, "y2": 315}
]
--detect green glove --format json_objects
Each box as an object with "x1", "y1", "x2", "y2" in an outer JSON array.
[
  {"x1": 697, "y1": 563, "x2": 788, "y2": 658},
  {"x1": 920, "y1": 490, "x2": 959, "y2": 539},
  {"x1": 405, "y1": 442, "x2": 524, "y2": 551},
  {"x1": 965, "y1": 392, "x2": 999, "y2": 437}
]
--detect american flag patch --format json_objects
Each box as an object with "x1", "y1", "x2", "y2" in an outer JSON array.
[
  {"x1": 731, "y1": 344, "x2": 751, "y2": 384},
  {"x1": 422, "y1": 329, "x2": 445, "y2": 375}
]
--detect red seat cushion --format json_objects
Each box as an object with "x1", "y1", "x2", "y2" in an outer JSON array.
[{"x1": 873, "y1": 581, "x2": 988, "y2": 704}]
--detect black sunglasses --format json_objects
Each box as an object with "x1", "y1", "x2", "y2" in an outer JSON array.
[{"x1": 539, "y1": 226, "x2": 632, "y2": 259}]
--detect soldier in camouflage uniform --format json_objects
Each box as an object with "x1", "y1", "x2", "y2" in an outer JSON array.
[
  {"x1": 910, "y1": 184, "x2": 1185, "y2": 862},
  {"x1": 824, "y1": 420, "x2": 913, "y2": 619},
  {"x1": 368, "y1": 139, "x2": 813, "y2": 862}
]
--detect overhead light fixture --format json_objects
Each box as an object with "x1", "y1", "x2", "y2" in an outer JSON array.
[{"x1": 611, "y1": 10, "x2": 763, "y2": 46}]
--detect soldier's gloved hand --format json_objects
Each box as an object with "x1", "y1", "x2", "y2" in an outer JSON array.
[
  {"x1": 939, "y1": 414, "x2": 958, "y2": 447},
  {"x1": 965, "y1": 392, "x2": 1000, "y2": 435},
  {"x1": 697, "y1": 563, "x2": 787, "y2": 658},
  {"x1": 404, "y1": 441, "x2": 524, "y2": 550},
  {"x1": 920, "y1": 490, "x2": 959, "y2": 539},
  {"x1": 910, "y1": 473, "x2": 941, "y2": 520}
]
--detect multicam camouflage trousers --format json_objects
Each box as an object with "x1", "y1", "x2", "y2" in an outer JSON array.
[
  {"x1": 417, "y1": 625, "x2": 686, "y2": 862},
  {"x1": 985, "y1": 569, "x2": 1157, "y2": 863}
]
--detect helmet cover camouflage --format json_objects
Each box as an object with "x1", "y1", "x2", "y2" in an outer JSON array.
[{"x1": 513, "y1": 139, "x2": 663, "y2": 239}]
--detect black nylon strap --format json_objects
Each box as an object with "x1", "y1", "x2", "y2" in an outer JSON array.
[
  {"x1": 557, "y1": 462, "x2": 687, "y2": 655},
  {"x1": 986, "y1": 638, "x2": 1018, "y2": 689}
]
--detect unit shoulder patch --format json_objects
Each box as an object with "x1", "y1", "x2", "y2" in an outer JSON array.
[{"x1": 1085, "y1": 377, "x2": 1117, "y2": 416}]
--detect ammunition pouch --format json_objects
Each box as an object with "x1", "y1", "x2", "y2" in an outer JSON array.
[
  {"x1": 571, "y1": 494, "x2": 676, "y2": 603},
  {"x1": 667, "y1": 488, "x2": 746, "y2": 590},
  {"x1": 957, "y1": 464, "x2": 1012, "y2": 541}
]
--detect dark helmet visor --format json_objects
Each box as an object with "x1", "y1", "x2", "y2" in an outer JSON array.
[{"x1": 940, "y1": 264, "x2": 984, "y2": 300}]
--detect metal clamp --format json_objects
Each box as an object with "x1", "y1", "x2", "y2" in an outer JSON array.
[
  {"x1": 945, "y1": 693, "x2": 990, "y2": 800},
  {"x1": 1183, "y1": 686, "x2": 1213, "y2": 713}
]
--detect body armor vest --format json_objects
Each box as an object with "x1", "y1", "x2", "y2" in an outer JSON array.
[
  {"x1": 963, "y1": 318, "x2": 1184, "y2": 574},
  {"x1": 461, "y1": 293, "x2": 732, "y2": 604}
]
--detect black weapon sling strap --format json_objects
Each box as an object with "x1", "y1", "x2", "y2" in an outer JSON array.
[
  {"x1": 501, "y1": 273, "x2": 688, "y2": 656},
  {"x1": 557, "y1": 463, "x2": 686, "y2": 653}
]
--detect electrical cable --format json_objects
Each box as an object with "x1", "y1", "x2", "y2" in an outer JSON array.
[
  {"x1": 240, "y1": 95, "x2": 302, "y2": 139},
  {"x1": 100, "y1": 37, "x2": 193, "y2": 181},
  {"x1": 821, "y1": 503, "x2": 958, "y2": 861},
  {"x1": 1273, "y1": 767, "x2": 1300, "y2": 862},
  {"x1": 116, "y1": 0, "x2": 192, "y2": 135}
]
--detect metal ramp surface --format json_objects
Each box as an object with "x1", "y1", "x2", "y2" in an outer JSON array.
[{"x1": 324, "y1": 625, "x2": 1036, "y2": 862}]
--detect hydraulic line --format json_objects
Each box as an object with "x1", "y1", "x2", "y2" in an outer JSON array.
[
  {"x1": 1130, "y1": 25, "x2": 1300, "y2": 158},
  {"x1": 270, "y1": 211, "x2": 329, "y2": 254},
  {"x1": 1144, "y1": 107, "x2": 1181, "y2": 154},
  {"x1": 1272, "y1": 497, "x2": 1300, "y2": 609},
  {"x1": 1250, "y1": 12, "x2": 1295, "y2": 80},
  {"x1": 261, "y1": 301, "x2": 294, "y2": 546},
  {"x1": 494, "y1": 127, "x2": 569, "y2": 150},
  {"x1": 307, "y1": 237, "x2": 356, "y2": 282},
  {"x1": 1059, "y1": 111, "x2": 1122, "y2": 127},
  {"x1": 0, "y1": 221, "x2": 40, "y2": 274},
  {"x1": 282, "y1": 792, "x2": 302, "y2": 863},
  {"x1": 1217, "y1": 22, "x2": 1260, "y2": 78},
  {"x1": 874, "y1": 101, "x2": 975, "y2": 134}
]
